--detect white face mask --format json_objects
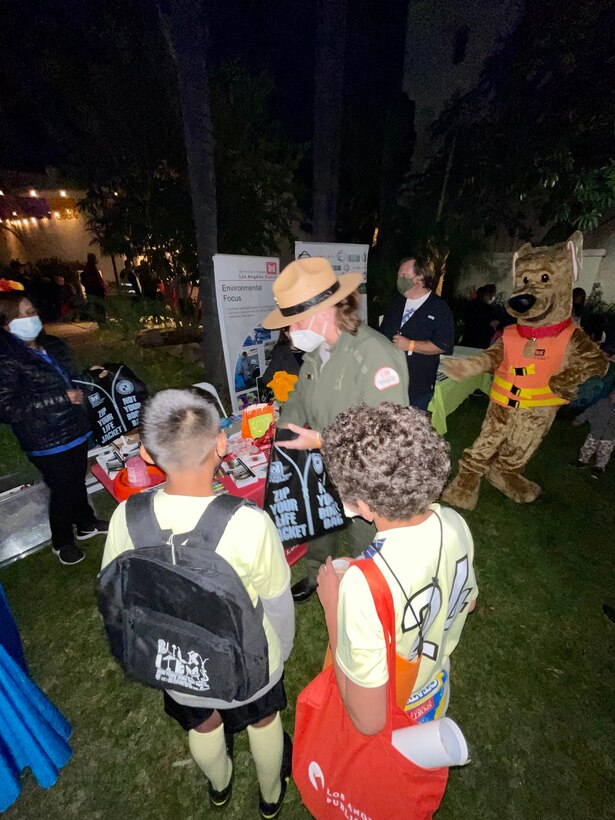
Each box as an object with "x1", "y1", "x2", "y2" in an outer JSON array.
[
  {"x1": 9, "y1": 315, "x2": 42, "y2": 341},
  {"x1": 289, "y1": 316, "x2": 327, "y2": 352}
]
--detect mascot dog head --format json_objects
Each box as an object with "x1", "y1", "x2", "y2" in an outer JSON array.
[{"x1": 507, "y1": 231, "x2": 582, "y2": 327}]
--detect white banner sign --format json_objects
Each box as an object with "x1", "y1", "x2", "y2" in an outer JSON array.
[
  {"x1": 213, "y1": 254, "x2": 279, "y2": 413},
  {"x1": 294, "y1": 241, "x2": 369, "y2": 319}
]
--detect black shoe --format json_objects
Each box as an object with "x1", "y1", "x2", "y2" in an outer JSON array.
[
  {"x1": 574, "y1": 460, "x2": 589, "y2": 468},
  {"x1": 208, "y1": 734, "x2": 235, "y2": 810},
  {"x1": 52, "y1": 544, "x2": 85, "y2": 565},
  {"x1": 602, "y1": 604, "x2": 615, "y2": 624},
  {"x1": 291, "y1": 577, "x2": 317, "y2": 604},
  {"x1": 591, "y1": 468, "x2": 603, "y2": 479},
  {"x1": 208, "y1": 767, "x2": 234, "y2": 811},
  {"x1": 76, "y1": 518, "x2": 109, "y2": 540},
  {"x1": 259, "y1": 732, "x2": 292, "y2": 820}
]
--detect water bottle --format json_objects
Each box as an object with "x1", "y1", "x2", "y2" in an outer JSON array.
[{"x1": 125, "y1": 456, "x2": 149, "y2": 487}]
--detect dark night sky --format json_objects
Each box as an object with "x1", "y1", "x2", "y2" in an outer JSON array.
[
  {"x1": 207, "y1": 0, "x2": 316, "y2": 142},
  {"x1": 0, "y1": 0, "x2": 318, "y2": 171}
]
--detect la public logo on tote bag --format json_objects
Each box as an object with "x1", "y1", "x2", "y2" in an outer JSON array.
[
  {"x1": 307, "y1": 760, "x2": 374, "y2": 820},
  {"x1": 308, "y1": 761, "x2": 325, "y2": 791}
]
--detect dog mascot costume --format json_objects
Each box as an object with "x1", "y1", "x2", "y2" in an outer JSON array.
[{"x1": 441, "y1": 231, "x2": 607, "y2": 510}]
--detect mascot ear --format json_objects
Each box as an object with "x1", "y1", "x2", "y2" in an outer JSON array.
[
  {"x1": 512, "y1": 242, "x2": 532, "y2": 281},
  {"x1": 566, "y1": 230, "x2": 583, "y2": 282}
]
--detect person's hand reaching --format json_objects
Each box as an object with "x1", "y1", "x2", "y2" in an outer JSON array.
[
  {"x1": 276, "y1": 423, "x2": 321, "y2": 450},
  {"x1": 66, "y1": 388, "x2": 84, "y2": 405}
]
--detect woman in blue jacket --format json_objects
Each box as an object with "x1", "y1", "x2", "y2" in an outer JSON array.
[{"x1": 0, "y1": 291, "x2": 107, "y2": 565}]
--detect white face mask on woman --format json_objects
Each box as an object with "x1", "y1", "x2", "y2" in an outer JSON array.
[
  {"x1": 289, "y1": 316, "x2": 327, "y2": 352},
  {"x1": 9, "y1": 315, "x2": 43, "y2": 341}
]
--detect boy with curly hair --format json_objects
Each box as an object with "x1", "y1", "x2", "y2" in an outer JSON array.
[{"x1": 316, "y1": 402, "x2": 478, "y2": 734}]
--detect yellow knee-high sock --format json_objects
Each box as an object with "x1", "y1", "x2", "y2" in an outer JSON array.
[
  {"x1": 247, "y1": 713, "x2": 284, "y2": 804},
  {"x1": 188, "y1": 723, "x2": 232, "y2": 792}
]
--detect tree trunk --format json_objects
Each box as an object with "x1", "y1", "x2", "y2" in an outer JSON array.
[
  {"x1": 155, "y1": 0, "x2": 224, "y2": 386},
  {"x1": 313, "y1": 0, "x2": 348, "y2": 241},
  {"x1": 110, "y1": 254, "x2": 120, "y2": 290}
]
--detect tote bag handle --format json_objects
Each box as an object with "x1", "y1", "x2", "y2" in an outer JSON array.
[{"x1": 352, "y1": 558, "x2": 403, "y2": 738}]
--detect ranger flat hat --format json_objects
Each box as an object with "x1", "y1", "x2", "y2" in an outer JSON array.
[{"x1": 262, "y1": 257, "x2": 363, "y2": 329}]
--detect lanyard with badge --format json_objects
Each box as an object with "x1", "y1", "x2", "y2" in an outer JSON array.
[{"x1": 372, "y1": 512, "x2": 444, "y2": 715}]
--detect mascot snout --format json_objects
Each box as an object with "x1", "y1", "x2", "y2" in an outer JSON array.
[{"x1": 508, "y1": 293, "x2": 536, "y2": 313}]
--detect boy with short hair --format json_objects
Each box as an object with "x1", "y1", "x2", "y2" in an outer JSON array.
[
  {"x1": 101, "y1": 389, "x2": 295, "y2": 818},
  {"x1": 316, "y1": 402, "x2": 478, "y2": 736}
]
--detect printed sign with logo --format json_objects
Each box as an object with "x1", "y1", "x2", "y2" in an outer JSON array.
[
  {"x1": 295, "y1": 241, "x2": 369, "y2": 320},
  {"x1": 75, "y1": 363, "x2": 148, "y2": 445},
  {"x1": 263, "y1": 430, "x2": 347, "y2": 548},
  {"x1": 213, "y1": 254, "x2": 281, "y2": 413}
]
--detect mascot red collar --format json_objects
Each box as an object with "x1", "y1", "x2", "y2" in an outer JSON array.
[{"x1": 516, "y1": 318, "x2": 572, "y2": 339}]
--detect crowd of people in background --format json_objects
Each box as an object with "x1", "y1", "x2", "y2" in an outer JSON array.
[
  {"x1": 0, "y1": 254, "x2": 198, "y2": 324},
  {"x1": 2, "y1": 253, "x2": 613, "y2": 353}
]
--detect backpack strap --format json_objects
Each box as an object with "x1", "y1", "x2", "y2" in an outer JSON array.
[
  {"x1": 188, "y1": 494, "x2": 249, "y2": 551},
  {"x1": 125, "y1": 492, "x2": 248, "y2": 552},
  {"x1": 125, "y1": 492, "x2": 169, "y2": 550}
]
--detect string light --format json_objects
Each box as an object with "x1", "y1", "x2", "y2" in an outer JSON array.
[
  {"x1": 29, "y1": 189, "x2": 37, "y2": 197},
  {"x1": 11, "y1": 211, "x2": 17, "y2": 216},
  {"x1": 30, "y1": 217, "x2": 37, "y2": 224},
  {"x1": 0, "y1": 190, "x2": 4, "y2": 196},
  {"x1": 59, "y1": 190, "x2": 67, "y2": 197},
  {"x1": 54, "y1": 211, "x2": 61, "y2": 218}
]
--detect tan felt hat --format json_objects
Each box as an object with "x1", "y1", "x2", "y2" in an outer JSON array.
[{"x1": 262, "y1": 257, "x2": 363, "y2": 329}]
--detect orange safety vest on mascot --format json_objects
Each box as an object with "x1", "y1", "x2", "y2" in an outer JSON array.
[{"x1": 489, "y1": 322, "x2": 576, "y2": 408}]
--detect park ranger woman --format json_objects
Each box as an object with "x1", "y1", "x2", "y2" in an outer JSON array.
[{"x1": 262, "y1": 257, "x2": 409, "y2": 603}]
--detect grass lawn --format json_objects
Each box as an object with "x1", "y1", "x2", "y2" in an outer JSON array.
[{"x1": 2, "y1": 329, "x2": 615, "y2": 819}]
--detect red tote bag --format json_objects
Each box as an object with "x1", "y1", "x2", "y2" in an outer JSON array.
[{"x1": 293, "y1": 559, "x2": 448, "y2": 820}]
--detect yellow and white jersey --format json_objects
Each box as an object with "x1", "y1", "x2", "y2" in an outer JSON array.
[{"x1": 335, "y1": 504, "x2": 477, "y2": 704}]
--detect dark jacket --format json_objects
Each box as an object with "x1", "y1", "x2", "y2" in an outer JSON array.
[
  {"x1": 378, "y1": 292, "x2": 455, "y2": 402},
  {"x1": 462, "y1": 299, "x2": 499, "y2": 349},
  {"x1": 80, "y1": 263, "x2": 106, "y2": 297},
  {"x1": 261, "y1": 339, "x2": 303, "y2": 385},
  {"x1": 0, "y1": 330, "x2": 90, "y2": 453}
]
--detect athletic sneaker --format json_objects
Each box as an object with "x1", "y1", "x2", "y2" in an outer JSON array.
[
  {"x1": 52, "y1": 544, "x2": 85, "y2": 565},
  {"x1": 208, "y1": 733, "x2": 235, "y2": 810},
  {"x1": 591, "y1": 468, "x2": 604, "y2": 479},
  {"x1": 259, "y1": 732, "x2": 293, "y2": 820},
  {"x1": 76, "y1": 519, "x2": 110, "y2": 540}
]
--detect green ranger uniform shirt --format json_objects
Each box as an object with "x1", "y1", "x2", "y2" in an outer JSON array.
[{"x1": 279, "y1": 323, "x2": 409, "y2": 431}]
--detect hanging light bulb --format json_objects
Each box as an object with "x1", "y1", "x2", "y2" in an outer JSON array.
[
  {"x1": 29, "y1": 189, "x2": 37, "y2": 197},
  {"x1": 30, "y1": 217, "x2": 37, "y2": 224},
  {"x1": 59, "y1": 190, "x2": 67, "y2": 197},
  {"x1": 0, "y1": 190, "x2": 4, "y2": 196}
]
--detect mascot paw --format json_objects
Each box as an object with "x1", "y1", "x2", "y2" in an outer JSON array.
[
  {"x1": 441, "y1": 356, "x2": 487, "y2": 382},
  {"x1": 485, "y1": 469, "x2": 541, "y2": 503},
  {"x1": 440, "y1": 471, "x2": 481, "y2": 510},
  {"x1": 440, "y1": 358, "x2": 471, "y2": 382}
]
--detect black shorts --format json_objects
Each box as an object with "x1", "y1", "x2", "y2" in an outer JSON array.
[{"x1": 163, "y1": 674, "x2": 287, "y2": 734}]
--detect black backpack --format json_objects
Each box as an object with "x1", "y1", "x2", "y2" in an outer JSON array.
[{"x1": 97, "y1": 493, "x2": 270, "y2": 702}]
